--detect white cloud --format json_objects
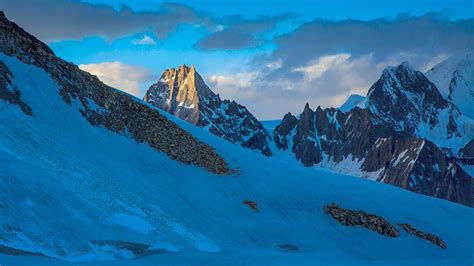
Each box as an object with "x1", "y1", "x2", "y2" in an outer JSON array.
[
  {"x1": 79, "y1": 62, "x2": 156, "y2": 96},
  {"x1": 205, "y1": 53, "x2": 391, "y2": 120},
  {"x1": 132, "y1": 35, "x2": 157, "y2": 45},
  {"x1": 208, "y1": 71, "x2": 259, "y2": 99},
  {"x1": 266, "y1": 59, "x2": 282, "y2": 70},
  {"x1": 293, "y1": 54, "x2": 351, "y2": 82}
]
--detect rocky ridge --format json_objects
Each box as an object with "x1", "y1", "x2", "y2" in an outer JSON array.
[
  {"x1": 324, "y1": 204, "x2": 447, "y2": 249},
  {"x1": 324, "y1": 203, "x2": 399, "y2": 237}
]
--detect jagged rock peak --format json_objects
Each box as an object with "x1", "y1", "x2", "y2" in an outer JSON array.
[
  {"x1": 380, "y1": 62, "x2": 429, "y2": 92},
  {"x1": 302, "y1": 102, "x2": 314, "y2": 114},
  {"x1": 145, "y1": 64, "x2": 273, "y2": 156}
]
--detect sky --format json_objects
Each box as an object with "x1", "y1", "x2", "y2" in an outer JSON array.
[{"x1": 0, "y1": 0, "x2": 473, "y2": 119}]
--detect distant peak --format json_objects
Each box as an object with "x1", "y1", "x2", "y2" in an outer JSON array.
[
  {"x1": 400, "y1": 61, "x2": 413, "y2": 69},
  {"x1": 303, "y1": 102, "x2": 313, "y2": 113}
]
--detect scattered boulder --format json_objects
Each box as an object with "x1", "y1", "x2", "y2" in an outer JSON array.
[
  {"x1": 243, "y1": 199, "x2": 260, "y2": 212},
  {"x1": 399, "y1": 223, "x2": 447, "y2": 249},
  {"x1": 276, "y1": 243, "x2": 299, "y2": 251},
  {"x1": 324, "y1": 204, "x2": 399, "y2": 237}
]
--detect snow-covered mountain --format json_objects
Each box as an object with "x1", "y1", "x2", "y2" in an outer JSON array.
[
  {"x1": 144, "y1": 65, "x2": 272, "y2": 156},
  {"x1": 338, "y1": 94, "x2": 366, "y2": 112},
  {"x1": 271, "y1": 62, "x2": 473, "y2": 207},
  {"x1": 1, "y1": 11, "x2": 473, "y2": 265},
  {"x1": 366, "y1": 62, "x2": 472, "y2": 151},
  {"x1": 426, "y1": 50, "x2": 474, "y2": 119}
]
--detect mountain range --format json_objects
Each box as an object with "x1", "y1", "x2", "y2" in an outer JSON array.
[
  {"x1": 0, "y1": 11, "x2": 472, "y2": 265},
  {"x1": 144, "y1": 52, "x2": 473, "y2": 207}
]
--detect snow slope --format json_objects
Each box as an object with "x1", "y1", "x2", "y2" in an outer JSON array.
[{"x1": 0, "y1": 53, "x2": 473, "y2": 265}]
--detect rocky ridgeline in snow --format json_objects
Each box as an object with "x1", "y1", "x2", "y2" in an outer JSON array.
[
  {"x1": 324, "y1": 204, "x2": 399, "y2": 237},
  {"x1": 144, "y1": 65, "x2": 272, "y2": 156},
  {"x1": 0, "y1": 11, "x2": 229, "y2": 174},
  {"x1": 273, "y1": 61, "x2": 473, "y2": 207},
  {"x1": 324, "y1": 204, "x2": 447, "y2": 249}
]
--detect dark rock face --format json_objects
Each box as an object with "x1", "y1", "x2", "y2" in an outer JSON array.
[
  {"x1": 273, "y1": 112, "x2": 298, "y2": 150},
  {"x1": 0, "y1": 11, "x2": 229, "y2": 175},
  {"x1": 399, "y1": 223, "x2": 447, "y2": 249},
  {"x1": 379, "y1": 139, "x2": 472, "y2": 206},
  {"x1": 144, "y1": 65, "x2": 272, "y2": 156},
  {"x1": 0, "y1": 60, "x2": 32, "y2": 115},
  {"x1": 460, "y1": 140, "x2": 474, "y2": 159},
  {"x1": 366, "y1": 62, "x2": 449, "y2": 134},
  {"x1": 292, "y1": 104, "x2": 322, "y2": 166},
  {"x1": 324, "y1": 204, "x2": 399, "y2": 237}
]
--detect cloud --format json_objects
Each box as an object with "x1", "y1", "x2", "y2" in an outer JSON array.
[
  {"x1": 207, "y1": 71, "x2": 259, "y2": 99},
  {"x1": 264, "y1": 13, "x2": 473, "y2": 70},
  {"x1": 209, "y1": 53, "x2": 385, "y2": 119},
  {"x1": 195, "y1": 14, "x2": 296, "y2": 50},
  {"x1": 233, "y1": 13, "x2": 474, "y2": 119},
  {"x1": 79, "y1": 62, "x2": 157, "y2": 96},
  {"x1": 132, "y1": 35, "x2": 157, "y2": 45},
  {"x1": 0, "y1": 0, "x2": 214, "y2": 42}
]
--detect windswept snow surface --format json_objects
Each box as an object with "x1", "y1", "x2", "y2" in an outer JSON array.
[{"x1": 0, "y1": 54, "x2": 473, "y2": 265}]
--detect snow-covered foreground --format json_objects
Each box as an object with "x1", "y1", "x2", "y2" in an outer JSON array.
[{"x1": 0, "y1": 54, "x2": 473, "y2": 265}]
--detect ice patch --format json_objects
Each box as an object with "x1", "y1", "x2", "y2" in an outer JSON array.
[{"x1": 107, "y1": 214, "x2": 155, "y2": 234}]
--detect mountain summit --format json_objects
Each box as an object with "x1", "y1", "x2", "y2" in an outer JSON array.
[
  {"x1": 426, "y1": 50, "x2": 474, "y2": 119},
  {"x1": 145, "y1": 65, "x2": 272, "y2": 156}
]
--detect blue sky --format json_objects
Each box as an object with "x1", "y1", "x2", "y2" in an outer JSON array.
[{"x1": 1, "y1": 0, "x2": 472, "y2": 119}]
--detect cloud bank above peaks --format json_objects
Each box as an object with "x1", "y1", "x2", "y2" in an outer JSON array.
[
  {"x1": 0, "y1": 0, "x2": 213, "y2": 42},
  {"x1": 207, "y1": 13, "x2": 473, "y2": 119}
]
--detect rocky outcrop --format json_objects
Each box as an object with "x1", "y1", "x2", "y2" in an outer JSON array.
[
  {"x1": 0, "y1": 11, "x2": 229, "y2": 175},
  {"x1": 243, "y1": 199, "x2": 260, "y2": 212},
  {"x1": 324, "y1": 204, "x2": 447, "y2": 249},
  {"x1": 0, "y1": 60, "x2": 32, "y2": 115},
  {"x1": 324, "y1": 204, "x2": 399, "y2": 237},
  {"x1": 399, "y1": 224, "x2": 447, "y2": 249},
  {"x1": 144, "y1": 65, "x2": 272, "y2": 156}
]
